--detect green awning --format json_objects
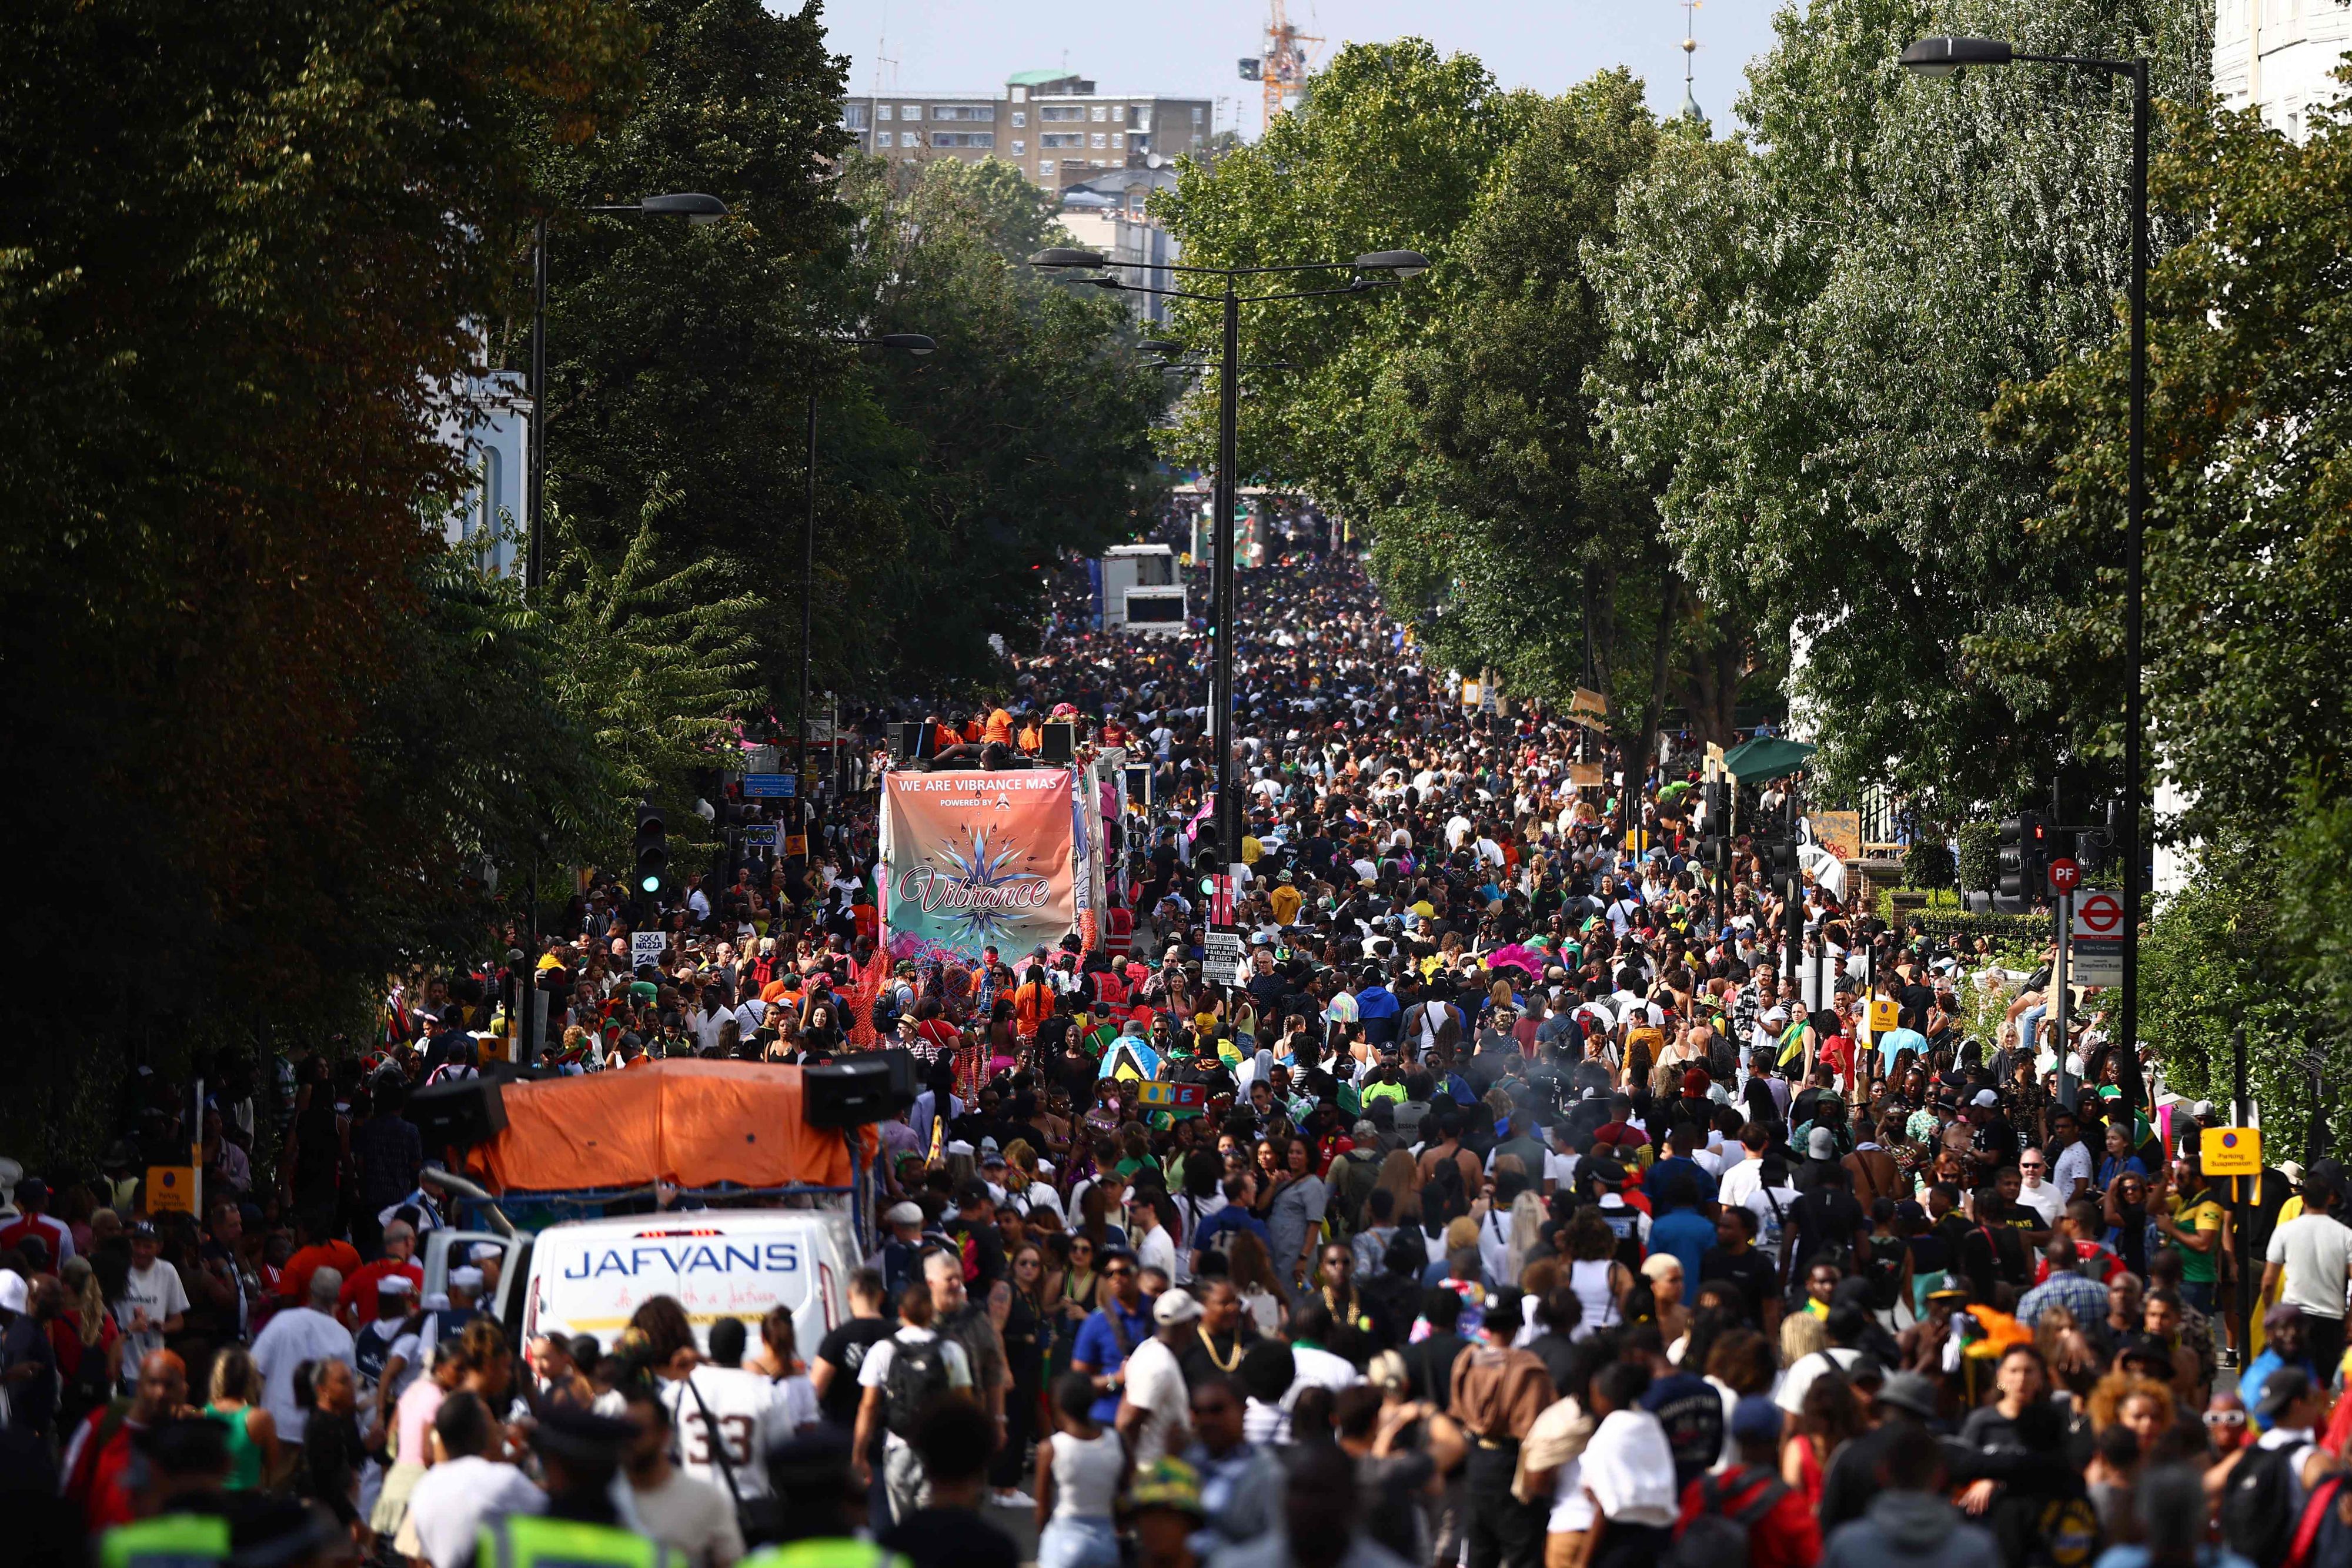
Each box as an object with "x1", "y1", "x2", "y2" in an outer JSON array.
[{"x1": 1720, "y1": 735, "x2": 1817, "y2": 782}]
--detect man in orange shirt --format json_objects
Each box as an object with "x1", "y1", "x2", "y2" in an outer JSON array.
[
  {"x1": 984, "y1": 707, "x2": 1014, "y2": 747},
  {"x1": 280, "y1": 1211, "x2": 360, "y2": 1307},
  {"x1": 1013, "y1": 965, "x2": 1057, "y2": 1039}
]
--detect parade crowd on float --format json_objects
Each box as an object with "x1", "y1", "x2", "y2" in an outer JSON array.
[{"x1": 7, "y1": 530, "x2": 2352, "y2": 1568}]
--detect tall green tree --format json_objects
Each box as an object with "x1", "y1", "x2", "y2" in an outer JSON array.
[
  {"x1": 1588, "y1": 0, "x2": 2210, "y2": 823},
  {"x1": 0, "y1": 0, "x2": 642, "y2": 1159},
  {"x1": 1155, "y1": 41, "x2": 1537, "y2": 516}
]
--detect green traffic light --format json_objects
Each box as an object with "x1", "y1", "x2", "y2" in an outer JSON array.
[{"x1": 640, "y1": 875, "x2": 661, "y2": 894}]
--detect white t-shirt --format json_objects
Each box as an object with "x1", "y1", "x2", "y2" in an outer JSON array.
[
  {"x1": 2017, "y1": 1180, "x2": 2066, "y2": 1229},
  {"x1": 1137, "y1": 1223, "x2": 1180, "y2": 1285},
  {"x1": 663, "y1": 1366, "x2": 794, "y2": 1500},
  {"x1": 2268, "y1": 1213, "x2": 2352, "y2": 1320},
  {"x1": 1775, "y1": 1346, "x2": 1862, "y2": 1415},
  {"x1": 1743, "y1": 1185, "x2": 1802, "y2": 1259},
  {"x1": 1716, "y1": 1156, "x2": 1765, "y2": 1212},
  {"x1": 1121, "y1": 1336, "x2": 1190, "y2": 1467},
  {"x1": 407, "y1": 1453, "x2": 546, "y2": 1568},
  {"x1": 250, "y1": 1306, "x2": 355, "y2": 1442},
  {"x1": 2051, "y1": 1141, "x2": 2094, "y2": 1202},
  {"x1": 631, "y1": 1469, "x2": 746, "y2": 1568},
  {"x1": 115, "y1": 1259, "x2": 191, "y2": 1383},
  {"x1": 857, "y1": 1326, "x2": 977, "y2": 1442}
]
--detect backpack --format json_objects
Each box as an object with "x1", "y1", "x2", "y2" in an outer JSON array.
[
  {"x1": 1668, "y1": 1469, "x2": 1788, "y2": 1568},
  {"x1": 870, "y1": 982, "x2": 907, "y2": 1036},
  {"x1": 2224, "y1": 1438, "x2": 2311, "y2": 1567},
  {"x1": 2285, "y1": 1472, "x2": 2352, "y2": 1568},
  {"x1": 881, "y1": 1336, "x2": 953, "y2": 1439}
]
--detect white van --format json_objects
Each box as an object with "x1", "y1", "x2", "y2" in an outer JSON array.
[{"x1": 422, "y1": 1204, "x2": 859, "y2": 1359}]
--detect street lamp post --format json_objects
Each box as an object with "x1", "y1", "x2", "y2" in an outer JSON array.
[
  {"x1": 1899, "y1": 36, "x2": 2149, "y2": 1114},
  {"x1": 799, "y1": 335, "x2": 935, "y2": 851},
  {"x1": 519, "y1": 191, "x2": 727, "y2": 969},
  {"x1": 1030, "y1": 246, "x2": 1428, "y2": 871}
]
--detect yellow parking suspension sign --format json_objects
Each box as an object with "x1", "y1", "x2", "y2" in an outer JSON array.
[{"x1": 2202, "y1": 1126, "x2": 2261, "y2": 1177}]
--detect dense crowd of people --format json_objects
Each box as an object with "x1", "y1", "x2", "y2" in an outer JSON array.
[{"x1": 4, "y1": 534, "x2": 2344, "y2": 1568}]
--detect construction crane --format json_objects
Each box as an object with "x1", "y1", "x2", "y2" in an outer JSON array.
[{"x1": 1237, "y1": 0, "x2": 1320, "y2": 132}]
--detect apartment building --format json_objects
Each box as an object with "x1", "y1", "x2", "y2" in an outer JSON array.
[
  {"x1": 841, "y1": 69, "x2": 1214, "y2": 190},
  {"x1": 2214, "y1": 0, "x2": 2352, "y2": 141}
]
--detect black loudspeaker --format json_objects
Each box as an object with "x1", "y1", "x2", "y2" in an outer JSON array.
[
  {"x1": 482, "y1": 1059, "x2": 562, "y2": 1084},
  {"x1": 803, "y1": 1057, "x2": 896, "y2": 1128},
  {"x1": 893, "y1": 722, "x2": 925, "y2": 762},
  {"x1": 882, "y1": 1047, "x2": 918, "y2": 1112},
  {"x1": 1041, "y1": 723, "x2": 1076, "y2": 764},
  {"x1": 407, "y1": 1076, "x2": 509, "y2": 1147}
]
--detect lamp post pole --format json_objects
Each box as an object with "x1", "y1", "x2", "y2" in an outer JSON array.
[
  {"x1": 2122, "y1": 58, "x2": 2149, "y2": 1116},
  {"x1": 801, "y1": 388, "x2": 818, "y2": 846},
  {"x1": 1213, "y1": 276, "x2": 1241, "y2": 864},
  {"x1": 1899, "y1": 37, "x2": 2151, "y2": 1114},
  {"x1": 1031, "y1": 245, "x2": 1429, "y2": 882},
  {"x1": 520, "y1": 192, "x2": 729, "y2": 968}
]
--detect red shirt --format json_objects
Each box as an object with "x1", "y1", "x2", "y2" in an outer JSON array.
[
  {"x1": 281, "y1": 1239, "x2": 360, "y2": 1305},
  {"x1": 64, "y1": 1406, "x2": 148, "y2": 1531},
  {"x1": 0, "y1": 1212, "x2": 72, "y2": 1265},
  {"x1": 1675, "y1": 1465, "x2": 1822, "y2": 1568},
  {"x1": 338, "y1": 1258, "x2": 423, "y2": 1323}
]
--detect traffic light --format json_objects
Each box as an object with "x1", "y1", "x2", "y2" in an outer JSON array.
[
  {"x1": 1998, "y1": 811, "x2": 2047, "y2": 898},
  {"x1": 633, "y1": 801, "x2": 670, "y2": 902},
  {"x1": 1762, "y1": 836, "x2": 1800, "y2": 881}
]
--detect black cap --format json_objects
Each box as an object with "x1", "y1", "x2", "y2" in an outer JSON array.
[{"x1": 2257, "y1": 1366, "x2": 2314, "y2": 1420}]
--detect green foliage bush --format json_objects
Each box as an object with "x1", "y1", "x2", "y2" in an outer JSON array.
[
  {"x1": 1903, "y1": 839, "x2": 1956, "y2": 890},
  {"x1": 1956, "y1": 823, "x2": 2000, "y2": 894}
]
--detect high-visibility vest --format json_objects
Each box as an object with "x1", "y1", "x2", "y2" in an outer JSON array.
[
  {"x1": 480, "y1": 1514, "x2": 673, "y2": 1568},
  {"x1": 742, "y1": 1541, "x2": 911, "y2": 1568},
  {"x1": 101, "y1": 1513, "x2": 230, "y2": 1568}
]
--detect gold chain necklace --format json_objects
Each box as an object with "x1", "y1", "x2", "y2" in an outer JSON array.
[{"x1": 1195, "y1": 1325, "x2": 1241, "y2": 1372}]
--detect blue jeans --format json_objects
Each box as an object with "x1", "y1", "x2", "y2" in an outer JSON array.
[
  {"x1": 2020, "y1": 1004, "x2": 2047, "y2": 1055},
  {"x1": 2181, "y1": 1279, "x2": 2216, "y2": 1318},
  {"x1": 1039, "y1": 1516, "x2": 1121, "y2": 1568}
]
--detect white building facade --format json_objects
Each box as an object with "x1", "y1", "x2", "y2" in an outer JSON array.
[{"x1": 2214, "y1": 0, "x2": 2352, "y2": 139}]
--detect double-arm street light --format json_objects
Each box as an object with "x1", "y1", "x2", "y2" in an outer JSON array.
[
  {"x1": 797, "y1": 334, "x2": 936, "y2": 847},
  {"x1": 1900, "y1": 36, "x2": 2150, "y2": 1112},
  {"x1": 526, "y1": 192, "x2": 731, "y2": 596},
  {"x1": 1030, "y1": 246, "x2": 1429, "y2": 870}
]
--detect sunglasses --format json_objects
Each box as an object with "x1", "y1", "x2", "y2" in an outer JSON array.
[
  {"x1": 1071, "y1": 1245, "x2": 1094, "y2": 1256},
  {"x1": 2204, "y1": 1410, "x2": 2246, "y2": 1427},
  {"x1": 1103, "y1": 1265, "x2": 1135, "y2": 1278}
]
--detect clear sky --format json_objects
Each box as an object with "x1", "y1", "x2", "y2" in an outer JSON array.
[{"x1": 809, "y1": 0, "x2": 1787, "y2": 137}]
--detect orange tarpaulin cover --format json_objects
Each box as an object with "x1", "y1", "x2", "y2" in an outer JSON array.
[{"x1": 477, "y1": 1059, "x2": 863, "y2": 1193}]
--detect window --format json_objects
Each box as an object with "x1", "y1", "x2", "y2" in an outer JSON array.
[
  {"x1": 1042, "y1": 132, "x2": 1084, "y2": 148},
  {"x1": 1041, "y1": 105, "x2": 1084, "y2": 121},
  {"x1": 876, "y1": 131, "x2": 893, "y2": 148},
  {"x1": 1091, "y1": 105, "x2": 1107, "y2": 122},
  {"x1": 1011, "y1": 86, "x2": 1028, "y2": 103},
  {"x1": 1110, "y1": 132, "x2": 1123, "y2": 148},
  {"x1": 931, "y1": 132, "x2": 994, "y2": 148},
  {"x1": 1091, "y1": 132, "x2": 1106, "y2": 149},
  {"x1": 877, "y1": 105, "x2": 893, "y2": 121},
  {"x1": 901, "y1": 105, "x2": 921, "y2": 121},
  {"x1": 1040, "y1": 159, "x2": 1056, "y2": 175},
  {"x1": 1011, "y1": 111, "x2": 1026, "y2": 127},
  {"x1": 1127, "y1": 593, "x2": 1184, "y2": 623},
  {"x1": 844, "y1": 104, "x2": 870, "y2": 129},
  {"x1": 1191, "y1": 106, "x2": 1204, "y2": 125},
  {"x1": 1132, "y1": 109, "x2": 1151, "y2": 131},
  {"x1": 1011, "y1": 139, "x2": 1025, "y2": 155},
  {"x1": 933, "y1": 105, "x2": 993, "y2": 121}
]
